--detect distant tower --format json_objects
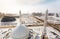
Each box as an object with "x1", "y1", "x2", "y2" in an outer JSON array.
[
  {"x1": 19, "y1": 10, "x2": 21, "y2": 17},
  {"x1": 44, "y1": 9, "x2": 48, "y2": 26},
  {"x1": 42, "y1": 9, "x2": 48, "y2": 39},
  {"x1": 19, "y1": 10, "x2": 22, "y2": 24}
]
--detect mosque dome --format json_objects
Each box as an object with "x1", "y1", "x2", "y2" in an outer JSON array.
[{"x1": 11, "y1": 24, "x2": 29, "y2": 39}]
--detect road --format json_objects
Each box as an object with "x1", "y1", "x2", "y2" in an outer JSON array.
[{"x1": 33, "y1": 16, "x2": 60, "y2": 32}]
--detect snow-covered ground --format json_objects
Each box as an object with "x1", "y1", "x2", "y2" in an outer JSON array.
[
  {"x1": 0, "y1": 16, "x2": 60, "y2": 39},
  {"x1": 0, "y1": 26, "x2": 60, "y2": 39},
  {"x1": 35, "y1": 16, "x2": 60, "y2": 24},
  {"x1": 28, "y1": 26, "x2": 60, "y2": 39},
  {"x1": 0, "y1": 15, "x2": 60, "y2": 39}
]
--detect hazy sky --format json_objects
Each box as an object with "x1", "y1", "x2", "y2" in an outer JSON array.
[{"x1": 0, "y1": 0, "x2": 60, "y2": 14}]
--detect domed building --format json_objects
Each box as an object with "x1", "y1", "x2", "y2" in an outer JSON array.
[{"x1": 11, "y1": 24, "x2": 29, "y2": 39}]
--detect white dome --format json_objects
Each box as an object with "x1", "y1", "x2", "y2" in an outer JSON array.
[{"x1": 11, "y1": 24, "x2": 29, "y2": 39}]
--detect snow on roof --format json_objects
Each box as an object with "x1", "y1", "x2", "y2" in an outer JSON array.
[{"x1": 11, "y1": 24, "x2": 29, "y2": 38}]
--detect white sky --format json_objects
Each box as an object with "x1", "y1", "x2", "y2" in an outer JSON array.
[{"x1": 0, "y1": 0, "x2": 60, "y2": 14}]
